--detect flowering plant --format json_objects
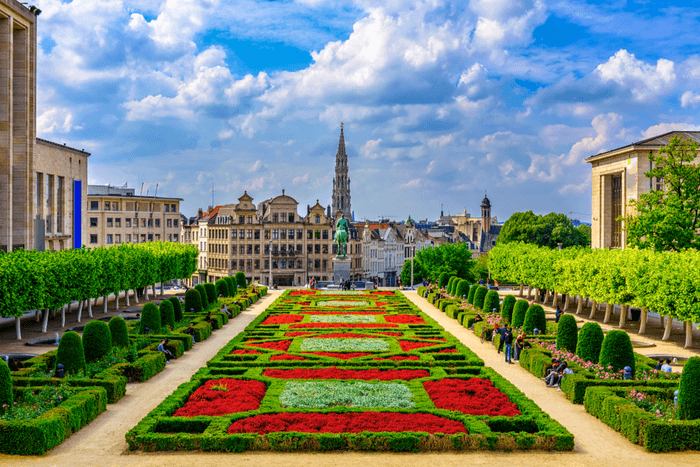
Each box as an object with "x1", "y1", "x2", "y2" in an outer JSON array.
[{"x1": 626, "y1": 389, "x2": 677, "y2": 421}]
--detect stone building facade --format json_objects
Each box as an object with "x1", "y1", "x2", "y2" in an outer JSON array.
[
  {"x1": 436, "y1": 194, "x2": 501, "y2": 257},
  {"x1": 585, "y1": 131, "x2": 700, "y2": 249}
]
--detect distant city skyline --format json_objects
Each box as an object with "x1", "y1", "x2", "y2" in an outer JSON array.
[{"x1": 36, "y1": 1, "x2": 700, "y2": 222}]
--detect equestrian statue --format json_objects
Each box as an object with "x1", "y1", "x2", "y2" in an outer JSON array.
[{"x1": 334, "y1": 212, "x2": 350, "y2": 258}]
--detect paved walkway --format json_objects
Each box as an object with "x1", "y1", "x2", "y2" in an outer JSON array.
[{"x1": 0, "y1": 290, "x2": 698, "y2": 467}]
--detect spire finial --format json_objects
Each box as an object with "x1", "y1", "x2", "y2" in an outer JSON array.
[{"x1": 341, "y1": 122, "x2": 344, "y2": 130}]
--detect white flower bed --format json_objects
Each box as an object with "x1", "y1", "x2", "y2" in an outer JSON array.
[
  {"x1": 300, "y1": 338, "x2": 389, "y2": 352},
  {"x1": 320, "y1": 291, "x2": 364, "y2": 294},
  {"x1": 317, "y1": 300, "x2": 370, "y2": 307},
  {"x1": 279, "y1": 381, "x2": 416, "y2": 409},
  {"x1": 310, "y1": 314, "x2": 376, "y2": 323}
]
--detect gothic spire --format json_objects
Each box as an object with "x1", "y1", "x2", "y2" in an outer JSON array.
[{"x1": 332, "y1": 122, "x2": 351, "y2": 219}]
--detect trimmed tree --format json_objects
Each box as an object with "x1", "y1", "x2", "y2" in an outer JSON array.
[
  {"x1": 225, "y1": 276, "x2": 237, "y2": 297},
  {"x1": 204, "y1": 282, "x2": 216, "y2": 305},
  {"x1": 511, "y1": 299, "x2": 529, "y2": 328},
  {"x1": 599, "y1": 330, "x2": 635, "y2": 376},
  {"x1": 576, "y1": 322, "x2": 604, "y2": 363},
  {"x1": 195, "y1": 284, "x2": 209, "y2": 310},
  {"x1": 108, "y1": 316, "x2": 129, "y2": 348},
  {"x1": 184, "y1": 288, "x2": 202, "y2": 314},
  {"x1": 502, "y1": 295, "x2": 516, "y2": 324},
  {"x1": 678, "y1": 356, "x2": 700, "y2": 420},
  {"x1": 159, "y1": 299, "x2": 176, "y2": 331},
  {"x1": 139, "y1": 302, "x2": 162, "y2": 335},
  {"x1": 169, "y1": 296, "x2": 183, "y2": 322},
  {"x1": 473, "y1": 286, "x2": 488, "y2": 310},
  {"x1": 438, "y1": 272, "x2": 450, "y2": 289},
  {"x1": 449, "y1": 277, "x2": 459, "y2": 295},
  {"x1": 215, "y1": 279, "x2": 229, "y2": 298},
  {"x1": 82, "y1": 320, "x2": 112, "y2": 363},
  {"x1": 455, "y1": 280, "x2": 470, "y2": 298},
  {"x1": 467, "y1": 284, "x2": 479, "y2": 304},
  {"x1": 522, "y1": 304, "x2": 546, "y2": 334},
  {"x1": 55, "y1": 331, "x2": 85, "y2": 376},
  {"x1": 235, "y1": 271, "x2": 247, "y2": 289},
  {"x1": 556, "y1": 314, "x2": 578, "y2": 353},
  {"x1": 483, "y1": 290, "x2": 500, "y2": 314},
  {"x1": 0, "y1": 359, "x2": 13, "y2": 409}
]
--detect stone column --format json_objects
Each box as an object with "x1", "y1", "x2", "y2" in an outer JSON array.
[{"x1": 0, "y1": 15, "x2": 12, "y2": 252}]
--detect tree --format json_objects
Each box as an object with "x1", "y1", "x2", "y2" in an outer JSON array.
[
  {"x1": 678, "y1": 356, "x2": 700, "y2": 420},
  {"x1": 624, "y1": 136, "x2": 700, "y2": 251},
  {"x1": 497, "y1": 211, "x2": 587, "y2": 248},
  {"x1": 414, "y1": 243, "x2": 475, "y2": 283},
  {"x1": 82, "y1": 320, "x2": 112, "y2": 363},
  {"x1": 556, "y1": 314, "x2": 578, "y2": 353},
  {"x1": 401, "y1": 258, "x2": 426, "y2": 286},
  {"x1": 473, "y1": 254, "x2": 489, "y2": 282},
  {"x1": 599, "y1": 330, "x2": 635, "y2": 376}
]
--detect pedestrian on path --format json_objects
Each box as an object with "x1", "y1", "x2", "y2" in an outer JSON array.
[{"x1": 504, "y1": 327, "x2": 514, "y2": 364}]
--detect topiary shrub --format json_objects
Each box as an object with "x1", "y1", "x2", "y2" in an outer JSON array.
[
  {"x1": 139, "y1": 303, "x2": 162, "y2": 335},
  {"x1": 522, "y1": 304, "x2": 547, "y2": 335},
  {"x1": 226, "y1": 276, "x2": 237, "y2": 297},
  {"x1": 195, "y1": 284, "x2": 209, "y2": 310},
  {"x1": 483, "y1": 290, "x2": 500, "y2": 314},
  {"x1": 0, "y1": 359, "x2": 13, "y2": 409},
  {"x1": 502, "y1": 295, "x2": 516, "y2": 324},
  {"x1": 449, "y1": 277, "x2": 460, "y2": 295},
  {"x1": 576, "y1": 322, "x2": 604, "y2": 363},
  {"x1": 445, "y1": 276, "x2": 454, "y2": 295},
  {"x1": 473, "y1": 286, "x2": 488, "y2": 309},
  {"x1": 556, "y1": 314, "x2": 578, "y2": 353},
  {"x1": 55, "y1": 331, "x2": 85, "y2": 376},
  {"x1": 204, "y1": 282, "x2": 216, "y2": 305},
  {"x1": 108, "y1": 316, "x2": 129, "y2": 348},
  {"x1": 678, "y1": 356, "x2": 700, "y2": 420},
  {"x1": 455, "y1": 280, "x2": 470, "y2": 299},
  {"x1": 215, "y1": 279, "x2": 229, "y2": 298},
  {"x1": 467, "y1": 284, "x2": 479, "y2": 304},
  {"x1": 235, "y1": 271, "x2": 247, "y2": 289},
  {"x1": 438, "y1": 272, "x2": 450, "y2": 289},
  {"x1": 169, "y1": 296, "x2": 183, "y2": 322},
  {"x1": 511, "y1": 299, "x2": 529, "y2": 328},
  {"x1": 82, "y1": 320, "x2": 112, "y2": 363},
  {"x1": 159, "y1": 300, "x2": 176, "y2": 332},
  {"x1": 184, "y1": 288, "x2": 202, "y2": 314},
  {"x1": 599, "y1": 330, "x2": 635, "y2": 376}
]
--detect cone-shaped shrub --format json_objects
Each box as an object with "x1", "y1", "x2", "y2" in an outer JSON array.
[
  {"x1": 522, "y1": 304, "x2": 546, "y2": 335},
  {"x1": 139, "y1": 303, "x2": 162, "y2": 335},
  {"x1": 185, "y1": 288, "x2": 202, "y2": 314},
  {"x1": 576, "y1": 322, "x2": 604, "y2": 363},
  {"x1": 467, "y1": 284, "x2": 478, "y2": 304},
  {"x1": 511, "y1": 299, "x2": 529, "y2": 328},
  {"x1": 56, "y1": 331, "x2": 85, "y2": 376},
  {"x1": 204, "y1": 282, "x2": 216, "y2": 304},
  {"x1": 473, "y1": 286, "x2": 488, "y2": 309},
  {"x1": 678, "y1": 356, "x2": 700, "y2": 420},
  {"x1": 455, "y1": 280, "x2": 470, "y2": 298},
  {"x1": 195, "y1": 284, "x2": 209, "y2": 310},
  {"x1": 449, "y1": 277, "x2": 460, "y2": 295},
  {"x1": 160, "y1": 300, "x2": 176, "y2": 331},
  {"x1": 556, "y1": 314, "x2": 578, "y2": 353},
  {"x1": 169, "y1": 296, "x2": 183, "y2": 322},
  {"x1": 445, "y1": 276, "x2": 455, "y2": 295},
  {"x1": 82, "y1": 320, "x2": 112, "y2": 363},
  {"x1": 438, "y1": 272, "x2": 449, "y2": 289},
  {"x1": 226, "y1": 277, "x2": 237, "y2": 297},
  {"x1": 483, "y1": 290, "x2": 500, "y2": 314},
  {"x1": 215, "y1": 279, "x2": 229, "y2": 298},
  {"x1": 0, "y1": 359, "x2": 13, "y2": 409},
  {"x1": 235, "y1": 271, "x2": 247, "y2": 289},
  {"x1": 108, "y1": 316, "x2": 129, "y2": 348},
  {"x1": 502, "y1": 295, "x2": 516, "y2": 323},
  {"x1": 599, "y1": 330, "x2": 635, "y2": 376}
]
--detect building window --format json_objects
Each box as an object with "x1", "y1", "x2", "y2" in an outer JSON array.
[
  {"x1": 307, "y1": 230, "x2": 313, "y2": 240},
  {"x1": 247, "y1": 229, "x2": 252, "y2": 239},
  {"x1": 126, "y1": 234, "x2": 131, "y2": 242},
  {"x1": 322, "y1": 259, "x2": 327, "y2": 269},
  {"x1": 315, "y1": 230, "x2": 320, "y2": 239},
  {"x1": 272, "y1": 229, "x2": 278, "y2": 239},
  {"x1": 281, "y1": 260, "x2": 286, "y2": 268},
  {"x1": 174, "y1": 219, "x2": 179, "y2": 227},
  {"x1": 115, "y1": 218, "x2": 121, "y2": 227},
  {"x1": 90, "y1": 200, "x2": 98, "y2": 210},
  {"x1": 288, "y1": 229, "x2": 295, "y2": 240},
  {"x1": 315, "y1": 215, "x2": 320, "y2": 223},
  {"x1": 246, "y1": 259, "x2": 252, "y2": 270},
  {"x1": 280, "y1": 229, "x2": 287, "y2": 240},
  {"x1": 155, "y1": 219, "x2": 160, "y2": 228},
  {"x1": 272, "y1": 213, "x2": 278, "y2": 223},
  {"x1": 288, "y1": 213, "x2": 295, "y2": 222},
  {"x1": 247, "y1": 244, "x2": 253, "y2": 254},
  {"x1": 168, "y1": 234, "x2": 172, "y2": 242},
  {"x1": 254, "y1": 230, "x2": 260, "y2": 239},
  {"x1": 148, "y1": 218, "x2": 153, "y2": 228},
  {"x1": 115, "y1": 234, "x2": 121, "y2": 243},
  {"x1": 141, "y1": 218, "x2": 146, "y2": 227},
  {"x1": 231, "y1": 229, "x2": 237, "y2": 239},
  {"x1": 322, "y1": 230, "x2": 328, "y2": 239},
  {"x1": 308, "y1": 259, "x2": 313, "y2": 269},
  {"x1": 322, "y1": 245, "x2": 328, "y2": 254},
  {"x1": 167, "y1": 219, "x2": 172, "y2": 228},
  {"x1": 272, "y1": 260, "x2": 278, "y2": 269},
  {"x1": 140, "y1": 234, "x2": 146, "y2": 242},
  {"x1": 232, "y1": 245, "x2": 237, "y2": 254},
  {"x1": 133, "y1": 235, "x2": 138, "y2": 244},
  {"x1": 112, "y1": 202, "x2": 118, "y2": 211},
  {"x1": 174, "y1": 234, "x2": 178, "y2": 241},
  {"x1": 611, "y1": 174, "x2": 622, "y2": 248},
  {"x1": 171, "y1": 204, "x2": 176, "y2": 212},
  {"x1": 254, "y1": 245, "x2": 260, "y2": 254},
  {"x1": 333, "y1": 244, "x2": 338, "y2": 255},
  {"x1": 239, "y1": 216, "x2": 244, "y2": 224},
  {"x1": 288, "y1": 260, "x2": 294, "y2": 269},
  {"x1": 90, "y1": 234, "x2": 97, "y2": 244},
  {"x1": 104, "y1": 202, "x2": 111, "y2": 211},
  {"x1": 90, "y1": 217, "x2": 98, "y2": 227},
  {"x1": 315, "y1": 259, "x2": 320, "y2": 269},
  {"x1": 126, "y1": 218, "x2": 131, "y2": 228},
  {"x1": 315, "y1": 244, "x2": 320, "y2": 254},
  {"x1": 106, "y1": 234, "x2": 113, "y2": 244},
  {"x1": 164, "y1": 204, "x2": 170, "y2": 213},
  {"x1": 107, "y1": 218, "x2": 113, "y2": 228}
]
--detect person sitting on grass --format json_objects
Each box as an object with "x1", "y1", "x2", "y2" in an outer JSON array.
[
  {"x1": 184, "y1": 323, "x2": 197, "y2": 346},
  {"x1": 220, "y1": 302, "x2": 232, "y2": 318},
  {"x1": 157, "y1": 339, "x2": 175, "y2": 364}
]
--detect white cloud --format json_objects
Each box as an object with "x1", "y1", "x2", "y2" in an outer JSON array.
[
  {"x1": 681, "y1": 91, "x2": 700, "y2": 108},
  {"x1": 292, "y1": 173, "x2": 309, "y2": 185},
  {"x1": 37, "y1": 107, "x2": 75, "y2": 134},
  {"x1": 641, "y1": 122, "x2": 700, "y2": 139},
  {"x1": 248, "y1": 160, "x2": 262, "y2": 172},
  {"x1": 562, "y1": 113, "x2": 622, "y2": 165},
  {"x1": 399, "y1": 178, "x2": 423, "y2": 189},
  {"x1": 428, "y1": 133, "x2": 455, "y2": 148},
  {"x1": 361, "y1": 138, "x2": 383, "y2": 158},
  {"x1": 426, "y1": 160, "x2": 436, "y2": 174},
  {"x1": 559, "y1": 173, "x2": 591, "y2": 195},
  {"x1": 595, "y1": 50, "x2": 676, "y2": 101}
]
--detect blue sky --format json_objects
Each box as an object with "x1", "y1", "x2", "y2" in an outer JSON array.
[{"x1": 35, "y1": 0, "x2": 700, "y2": 223}]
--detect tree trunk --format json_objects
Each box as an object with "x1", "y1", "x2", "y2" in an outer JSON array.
[
  {"x1": 519, "y1": 284, "x2": 524, "y2": 297},
  {"x1": 684, "y1": 321, "x2": 693, "y2": 349},
  {"x1": 526, "y1": 285, "x2": 532, "y2": 300},
  {"x1": 62, "y1": 306, "x2": 67, "y2": 327},
  {"x1": 15, "y1": 317, "x2": 21, "y2": 340},
  {"x1": 589, "y1": 300, "x2": 598, "y2": 319},
  {"x1": 41, "y1": 309, "x2": 50, "y2": 332},
  {"x1": 552, "y1": 292, "x2": 559, "y2": 307},
  {"x1": 603, "y1": 303, "x2": 613, "y2": 323},
  {"x1": 662, "y1": 316, "x2": 673, "y2": 341},
  {"x1": 145, "y1": 286, "x2": 149, "y2": 301},
  {"x1": 576, "y1": 296, "x2": 583, "y2": 315},
  {"x1": 77, "y1": 300, "x2": 84, "y2": 324},
  {"x1": 160, "y1": 283, "x2": 164, "y2": 296},
  {"x1": 544, "y1": 290, "x2": 550, "y2": 304},
  {"x1": 126, "y1": 290, "x2": 130, "y2": 307},
  {"x1": 134, "y1": 289, "x2": 140, "y2": 304},
  {"x1": 638, "y1": 308, "x2": 648, "y2": 334},
  {"x1": 87, "y1": 298, "x2": 93, "y2": 318},
  {"x1": 103, "y1": 295, "x2": 108, "y2": 313},
  {"x1": 563, "y1": 294, "x2": 570, "y2": 311},
  {"x1": 35, "y1": 309, "x2": 41, "y2": 322},
  {"x1": 619, "y1": 305, "x2": 628, "y2": 328},
  {"x1": 115, "y1": 292, "x2": 120, "y2": 311}
]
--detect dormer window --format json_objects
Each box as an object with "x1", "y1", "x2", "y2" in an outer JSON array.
[{"x1": 315, "y1": 215, "x2": 320, "y2": 223}]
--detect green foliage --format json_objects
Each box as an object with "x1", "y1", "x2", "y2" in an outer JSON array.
[
  {"x1": 139, "y1": 303, "x2": 162, "y2": 335},
  {"x1": 599, "y1": 330, "x2": 635, "y2": 376},
  {"x1": 414, "y1": 242, "x2": 475, "y2": 283},
  {"x1": 82, "y1": 320, "x2": 112, "y2": 363},
  {"x1": 511, "y1": 300, "x2": 529, "y2": 328},
  {"x1": 678, "y1": 356, "x2": 700, "y2": 420},
  {"x1": 0, "y1": 359, "x2": 12, "y2": 408},
  {"x1": 483, "y1": 290, "x2": 500, "y2": 314},
  {"x1": 576, "y1": 322, "x2": 604, "y2": 364},
  {"x1": 184, "y1": 289, "x2": 202, "y2": 314},
  {"x1": 576, "y1": 224, "x2": 591, "y2": 247},
  {"x1": 497, "y1": 211, "x2": 588, "y2": 248},
  {"x1": 624, "y1": 136, "x2": 700, "y2": 251},
  {"x1": 501, "y1": 295, "x2": 516, "y2": 323},
  {"x1": 226, "y1": 276, "x2": 238, "y2": 297},
  {"x1": 522, "y1": 304, "x2": 546, "y2": 334},
  {"x1": 555, "y1": 314, "x2": 578, "y2": 353},
  {"x1": 235, "y1": 271, "x2": 247, "y2": 289},
  {"x1": 445, "y1": 276, "x2": 456, "y2": 294},
  {"x1": 204, "y1": 282, "x2": 216, "y2": 304},
  {"x1": 194, "y1": 284, "x2": 209, "y2": 310},
  {"x1": 473, "y1": 286, "x2": 488, "y2": 309},
  {"x1": 455, "y1": 280, "x2": 470, "y2": 298},
  {"x1": 169, "y1": 296, "x2": 183, "y2": 321},
  {"x1": 466, "y1": 284, "x2": 478, "y2": 304},
  {"x1": 159, "y1": 300, "x2": 176, "y2": 332},
  {"x1": 472, "y1": 254, "x2": 489, "y2": 282},
  {"x1": 108, "y1": 316, "x2": 129, "y2": 348},
  {"x1": 400, "y1": 258, "x2": 426, "y2": 286},
  {"x1": 438, "y1": 272, "x2": 450, "y2": 289},
  {"x1": 215, "y1": 279, "x2": 229, "y2": 298},
  {"x1": 55, "y1": 331, "x2": 85, "y2": 376}
]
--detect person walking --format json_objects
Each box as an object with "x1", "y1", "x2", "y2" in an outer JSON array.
[{"x1": 504, "y1": 328, "x2": 514, "y2": 364}]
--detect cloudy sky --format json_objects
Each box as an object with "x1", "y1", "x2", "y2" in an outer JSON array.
[{"x1": 35, "y1": 0, "x2": 700, "y2": 222}]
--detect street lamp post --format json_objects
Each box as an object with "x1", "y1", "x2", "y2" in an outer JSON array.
[
  {"x1": 410, "y1": 248, "x2": 414, "y2": 290},
  {"x1": 268, "y1": 240, "x2": 272, "y2": 287}
]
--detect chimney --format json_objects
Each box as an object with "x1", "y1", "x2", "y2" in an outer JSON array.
[
  {"x1": 197, "y1": 207, "x2": 203, "y2": 217},
  {"x1": 208, "y1": 206, "x2": 213, "y2": 212}
]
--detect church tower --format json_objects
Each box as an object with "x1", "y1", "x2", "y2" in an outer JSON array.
[
  {"x1": 332, "y1": 123, "x2": 352, "y2": 219},
  {"x1": 481, "y1": 193, "x2": 491, "y2": 240}
]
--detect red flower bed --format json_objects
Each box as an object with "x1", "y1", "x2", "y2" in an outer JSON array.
[
  {"x1": 423, "y1": 378, "x2": 521, "y2": 417},
  {"x1": 290, "y1": 323, "x2": 398, "y2": 329},
  {"x1": 261, "y1": 315, "x2": 303, "y2": 325},
  {"x1": 270, "y1": 354, "x2": 306, "y2": 361},
  {"x1": 434, "y1": 348, "x2": 457, "y2": 353},
  {"x1": 385, "y1": 315, "x2": 425, "y2": 324},
  {"x1": 370, "y1": 291, "x2": 395, "y2": 296},
  {"x1": 231, "y1": 349, "x2": 261, "y2": 354},
  {"x1": 228, "y1": 412, "x2": 466, "y2": 434},
  {"x1": 174, "y1": 379, "x2": 266, "y2": 417},
  {"x1": 375, "y1": 302, "x2": 390, "y2": 306},
  {"x1": 376, "y1": 332, "x2": 403, "y2": 337},
  {"x1": 247, "y1": 340, "x2": 291, "y2": 352},
  {"x1": 290, "y1": 290, "x2": 317, "y2": 295},
  {"x1": 262, "y1": 367, "x2": 429, "y2": 380},
  {"x1": 313, "y1": 333, "x2": 380, "y2": 339},
  {"x1": 415, "y1": 337, "x2": 447, "y2": 341},
  {"x1": 372, "y1": 355, "x2": 421, "y2": 361},
  {"x1": 300, "y1": 311, "x2": 385, "y2": 315},
  {"x1": 305, "y1": 352, "x2": 375, "y2": 359},
  {"x1": 399, "y1": 341, "x2": 438, "y2": 351},
  {"x1": 285, "y1": 331, "x2": 317, "y2": 337}
]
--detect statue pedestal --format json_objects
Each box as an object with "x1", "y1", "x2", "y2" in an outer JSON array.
[{"x1": 332, "y1": 257, "x2": 351, "y2": 283}]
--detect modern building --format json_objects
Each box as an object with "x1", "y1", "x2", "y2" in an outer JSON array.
[
  {"x1": 585, "y1": 131, "x2": 700, "y2": 249},
  {"x1": 86, "y1": 184, "x2": 182, "y2": 248}
]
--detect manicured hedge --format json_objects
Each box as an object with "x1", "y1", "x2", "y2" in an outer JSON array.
[
  {"x1": 109, "y1": 316, "x2": 130, "y2": 348},
  {"x1": 204, "y1": 282, "x2": 216, "y2": 305},
  {"x1": 184, "y1": 288, "x2": 202, "y2": 314},
  {"x1": 82, "y1": 320, "x2": 112, "y2": 363},
  {"x1": 195, "y1": 284, "x2": 210, "y2": 310},
  {"x1": 678, "y1": 356, "x2": 700, "y2": 420},
  {"x1": 455, "y1": 280, "x2": 470, "y2": 299},
  {"x1": 599, "y1": 330, "x2": 635, "y2": 376},
  {"x1": 55, "y1": 331, "x2": 85, "y2": 376},
  {"x1": 511, "y1": 300, "x2": 529, "y2": 328},
  {"x1": 483, "y1": 290, "x2": 500, "y2": 314},
  {"x1": 555, "y1": 314, "x2": 578, "y2": 353},
  {"x1": 169, "y1": 296, "x2": 183, "y2": 321},
  {"x1": 235, "y1": 272, "x2": 247, "y2": 289},
  {"x1": 467, "y1": 284, "x2": 478, "y2": 305},
  {"x1": 216, "y1": 279, "x2": 229, "y2": 298},
  {"x1": 473, "y1": 286, "x2": 488, "y2": 310},
  {"x1": 501, "y1": 295, "x2": 516, "y2": 324},
  {"x1": 159, "y1": 300, "x2": 176, "y2": 332},
  {"x1": 0, "y1": 360, "x2": 12, "y2": 408},
  {"x1": 522, "y1": 304, "x2": 546, "y2": 335},
  {"x1": 576, "y1": 322, "x2": 604, "y2": 364},
  {"x1": 139, "y1": 303, "x2": 161, "y2": 335},
  {"x1": 226, "y1": 277, "x2": 238, "y2": 297}
]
